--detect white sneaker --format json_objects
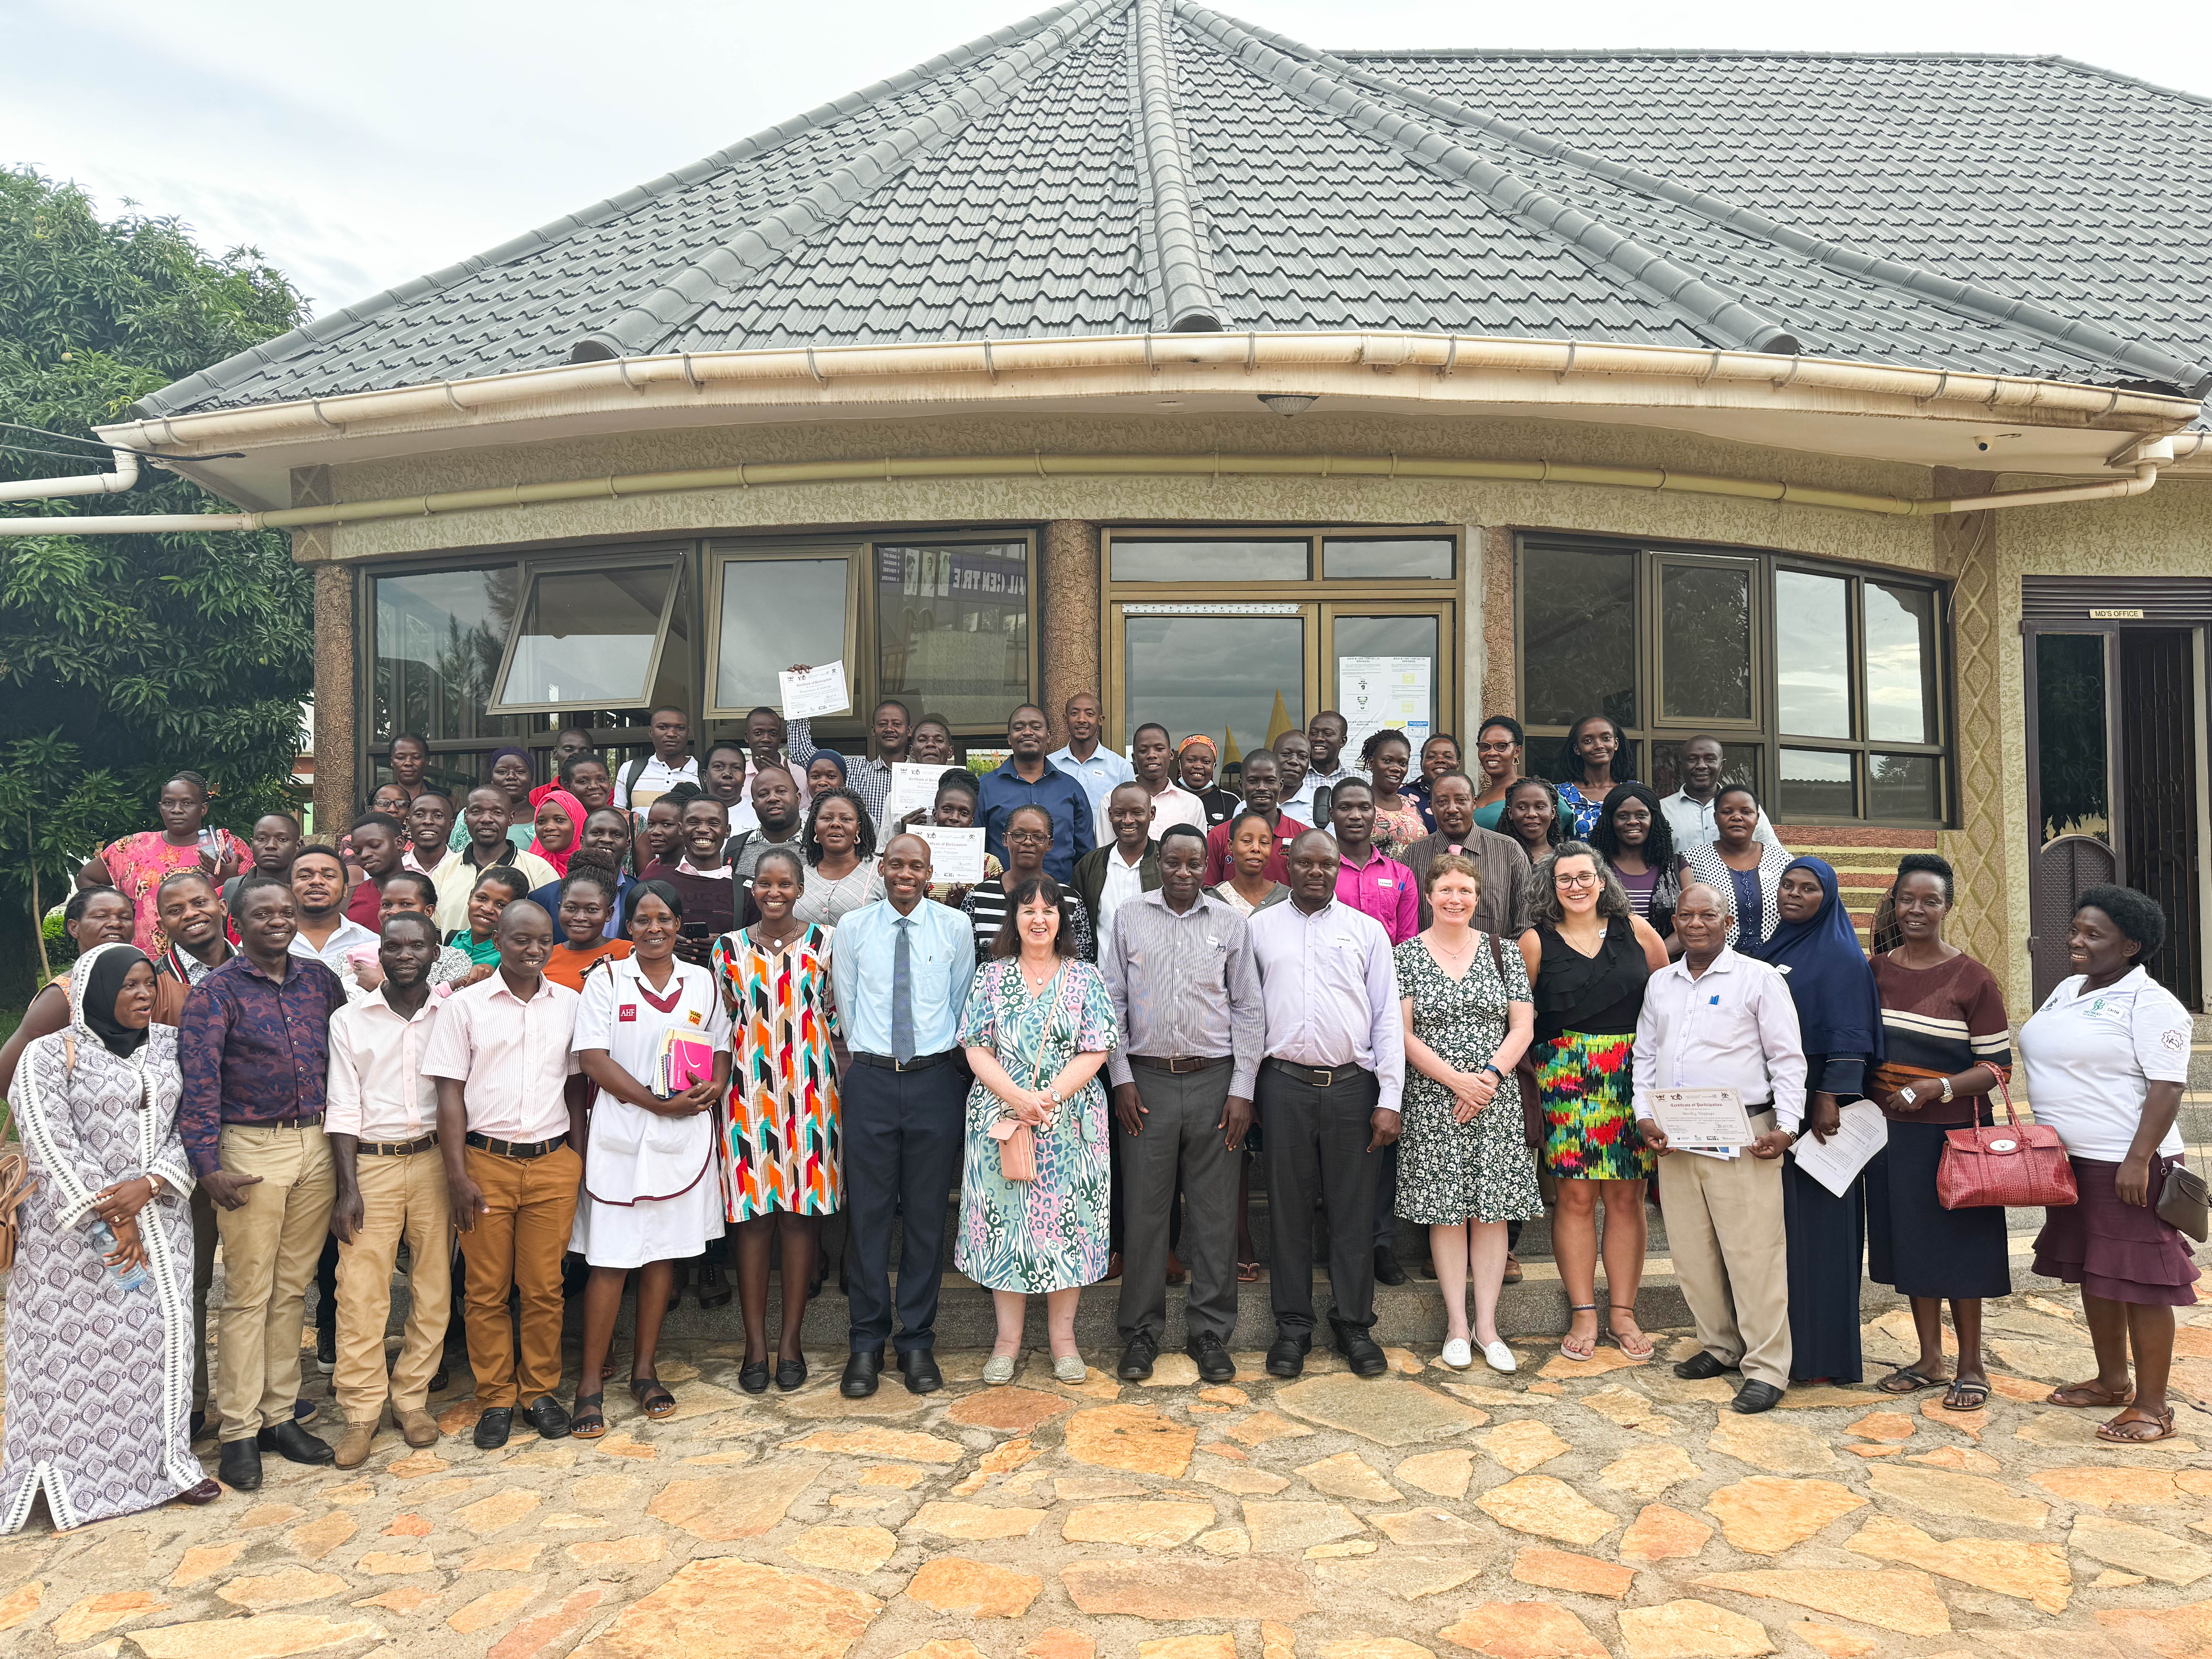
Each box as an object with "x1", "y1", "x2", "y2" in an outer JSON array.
[
  {"x1": 1482, "y1": 1340, "x2": 1518, "y2": 1374},
  {"x1": 1439, "y1": 1338, "x2": 1473, "y2": 1370}
]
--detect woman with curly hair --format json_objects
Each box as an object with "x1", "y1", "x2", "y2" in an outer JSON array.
[{"x1": 794, "y1": 783, "x2": 883, "y2": 927}]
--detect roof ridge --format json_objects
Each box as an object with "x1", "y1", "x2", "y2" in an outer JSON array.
[
  {"x1": 1264, "y1": 22, "x2": 2212, "y2": 395},
  {"x1": 131, "y1": 1, "x2": 1093, "y2": 418},
  {"x1": 1333, "y1": 47, "x2": 2075, "y2": 63},
  {"x1": 1135, "y1": 0, "x2": 1226, "y2": 331},
  {"x1": 1175, "y1": 3, "x2": 1802, "y2": 356},
  {"x1": 572, "y1": 0, "x2": 1123, "y2": 360}
]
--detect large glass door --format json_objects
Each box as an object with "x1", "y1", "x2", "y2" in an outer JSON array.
[{"x1": 2026, "y1": 630, "x2": 2120, "y2": 1003}]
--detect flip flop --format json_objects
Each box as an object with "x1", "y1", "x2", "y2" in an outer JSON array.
[
  {"x1": 1238, "y1": 1259, "x2": 1262, "y2": 1283},
  {"x1": 1559, "y1": 1303, "x2": 1598, "y2": 1362},
  {"x1": 2096, "y1": 1406, "x2": 2176, "y2": 1444},
  {"x1": 1941, "y1": 1377, "x2": 1990, "y2": 1412},
  {"x1": 1608, "y1": 1304, "x2": 1656, "y2": 1362},
  {"x1": 2047, "y1": 1379, "x2": 2135, "y2": 1409},
  {"x1": 1875, "y1": 1366, "x2": 1945, "y2": 1395}
]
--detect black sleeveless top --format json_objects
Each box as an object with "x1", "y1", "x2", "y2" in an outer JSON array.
[{"x1": 1532, "y1": 914, "x2": 1650, "y2": 1042}]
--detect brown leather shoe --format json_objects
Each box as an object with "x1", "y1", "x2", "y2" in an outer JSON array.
[
  {"x1": 395, "y1": 1408, "x2": 441, "y2": 1449},
  {"x1": 334, "y1": 1418, "x2": 380, "y2": 1469}
]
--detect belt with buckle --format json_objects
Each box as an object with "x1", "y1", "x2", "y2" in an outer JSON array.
[
  {"x1": 464, "y1": 1130, "x2": 567, "y2": 1159},
  {"x1": 851, "y1": 1050, "x2": 958, "y2": 1073},
  {"x1": 1264, "y1": 1057, "x2": 1365, "y2": 1089},
  {"x1": 1128, "y1": 1054, "x2": 1231, "y2": 1075},
  {"x1": 228, "y1": 1114, "x2": 323, "y2": 1131},
  {"x1": 358, "y1": 1134, "x2": 438, "y2": 1157}
]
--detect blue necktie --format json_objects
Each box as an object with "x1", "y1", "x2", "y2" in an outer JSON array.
[{"x1": 891, "y1": 917, "x2": 915, "y2": 1064}]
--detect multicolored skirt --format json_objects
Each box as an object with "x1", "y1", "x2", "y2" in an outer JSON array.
[{"x1": 1535, "y1": 1030, "x2": 1654, "y2": 1181}]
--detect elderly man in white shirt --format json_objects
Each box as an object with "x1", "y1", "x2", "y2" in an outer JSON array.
[{"x1": 1632, "y1": 879, "x2": 1807, "y2": 1414}]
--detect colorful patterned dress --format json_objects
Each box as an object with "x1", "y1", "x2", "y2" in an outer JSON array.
[
  {"x1": 100, "y1": 828, "x2": 251, "y2": 956},
  {"x1": 1371, "y1": 796, "x2": 1428, "y2": 859},
  {"x1": 1529, "y1": 915, "x2": 1656, "y2": 1181},
  {"x1": 713, "y1": 924, "x2": 842, "y2": 1218},
  {"x1": 953, "y1": 958, "x2": 1120, "y2": 1292}
]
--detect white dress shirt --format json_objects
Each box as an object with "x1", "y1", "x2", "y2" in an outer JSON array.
[
  {"x1": 1097, "y1": 782, "x2": 1206, "y2": 848},
  {"x1": 325, "y1": 986, "x2": 441, "y2": 1142},
  {"x1": 290, "y1": 916, "x2": 381, "y2": 1001},
  {"x1": 615, "y1": 754, "x2": 702, "y2": 811},
  {"x1": 421, "y1": 971, "x2": 582, "y2": 1142},
  {"x1": 1247, "y1": 897, "x2": 1405, "y2": 1115},
  {"x1": 1632, "y1": 946, "x2": 1808, "y2": 1132},
  {"x1": 1096, "y1": 845, "x2": 1148, "y2": 954},
  {"x1": 1660, "y1": 790, "x2": 1782, "y2": 851}
]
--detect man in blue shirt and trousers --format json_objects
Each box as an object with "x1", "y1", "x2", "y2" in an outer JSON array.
[{"x1": 978, "y1": 704, "x2": 1095, "y2": 884}]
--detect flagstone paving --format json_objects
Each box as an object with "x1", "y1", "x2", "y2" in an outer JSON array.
[{"x1": 1, "y1": 1289, "x2": 2210, "y2": 1656}]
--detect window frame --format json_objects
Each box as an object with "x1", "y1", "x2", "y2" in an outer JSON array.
[
  {"x1": 701, "y1": 540, "x2": 866, "y2": 723},
  {"x1": 484, "y1": 546, "x2": 689, "y2": 717}
]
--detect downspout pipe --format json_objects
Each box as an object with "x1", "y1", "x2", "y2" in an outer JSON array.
[{"x1": 0, "y1": 447, "x2": 139, "y2": 502}]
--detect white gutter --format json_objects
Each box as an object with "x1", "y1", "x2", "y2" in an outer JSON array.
[
  {"x1": 0, "y1": 447, "x2": 139, "y2": 502},
  {"x1": 0, "y1": 440, "x2": 2175, "y2": 535}
]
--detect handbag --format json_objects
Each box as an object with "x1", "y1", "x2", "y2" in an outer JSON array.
[
  {"x1": 1485, "y1": 933, "x2": 1547, "y2": 1150},
  {"x1": 992, "y1": 980, "x2": 1051, "y2": 1184},
  {"x1": 2155, "y1": 1159, "x2": 2209, "y2": 1243},
  {"x1": 1936, "y1": 1075, "x2": 2077, "y2": 1211}
]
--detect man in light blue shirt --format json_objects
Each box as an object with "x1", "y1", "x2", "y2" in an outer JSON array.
[
  {"x1": 1047, "y1": 690, "x2": 1135, "y2": 821},
  {"x1": 829, "y1": 833, "x2": 978, "y2": 1400}
]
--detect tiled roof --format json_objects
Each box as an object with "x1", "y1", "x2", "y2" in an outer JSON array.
[{"x1": 139, "y1": 1, "x2": 2212, "y2": 418}]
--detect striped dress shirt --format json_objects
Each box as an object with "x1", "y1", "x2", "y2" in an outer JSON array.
[{"x1": 1101, "y1": 890, "x2": 1265, "y2": 1095}]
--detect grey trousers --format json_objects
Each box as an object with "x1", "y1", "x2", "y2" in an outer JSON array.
[
  {"x1": 1260, "y1": 1061, "x2": 1382, "y2": 1340},
  {"x1": 1116, "y1": 1062, "x2": 1240, "y2": 1346}
]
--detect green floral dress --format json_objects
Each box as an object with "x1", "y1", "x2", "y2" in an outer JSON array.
[{"x1": 1393, "y1": 936, "x2": 1545, "y2": 1224}]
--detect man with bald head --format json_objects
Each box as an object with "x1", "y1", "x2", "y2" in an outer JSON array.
[
  {"x1": 978, "y1": 704, "x2": 1095, "y2": 883},
  {"x1": 831, "y1": 832, "x2": 978, "y2": 1398},
  {"x1": 1632, "y1": 881, "x2": 1807, "y2": 1414}
]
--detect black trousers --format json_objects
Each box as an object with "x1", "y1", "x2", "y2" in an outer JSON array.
[
  {"x1": 842, "y1": 1059, "x2": 967, "y2": 1354},
  {"x1": 1259, "y1": 1062, "x2": 1382, "y2": 1340}
]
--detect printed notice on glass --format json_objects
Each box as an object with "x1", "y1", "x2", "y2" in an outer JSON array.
[
  {"x1": 1788, "y1": 1099, "x2": 1889, "y2": 1197},
  {"x1": 1647, "y1": 1087, "x2": 1754, "y2": 1150},
  {"x1": 884, "y1": 762, "x2": 945, "y2": 826},
  {"x1": 1339, "y1": 655, "x2": 1432, "y2": 755},
  {"x1": 779, "y1": 661, "x2": 851, "y2": 721},
  {"x1": 910, "y1": 825, "x2": 985, "y2": 884}
]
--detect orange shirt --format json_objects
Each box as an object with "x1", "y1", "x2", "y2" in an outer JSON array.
[{"x1": 544, "y1": 938, "x2": 631, "y2": 993}]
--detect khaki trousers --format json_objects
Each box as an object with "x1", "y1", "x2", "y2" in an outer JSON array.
[
  {"x1": 334, "y1": 1149, "x2": 453, "y2": 1424},
  {"x1": 214, "y1": 1122, "x2": 336, "y2": 1441},
  {"x1": 462, "y1": 1143, "x2": 580, "y2": 1408},
  {"x1": 1656, "y1": 1110, "x2": 1793, "y2": 1389}
]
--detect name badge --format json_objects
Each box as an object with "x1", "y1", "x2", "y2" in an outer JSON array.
[
  {"x1": 618, "y1": 1005, "x2": 637, "y2": 1023},
  {"x1": 1376, "y1": 878, "x2": 1395, "y2": 889},
  {"x1": 688, "y1": 1009, "x2": 702, "y2": 1026}
]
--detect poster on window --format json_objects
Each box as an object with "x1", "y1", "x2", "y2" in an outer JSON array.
[{"x1": 1338, "y1": 655, "x2": 1431, "y2": 756}]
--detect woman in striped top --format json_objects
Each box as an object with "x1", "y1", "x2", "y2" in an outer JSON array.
[
  {"x1": 962, "y1": 803, "x2": 1094, "y2": 963},
  {"x1": 1865, "y1": 853, "x2": 2014, "y2": 1413}
]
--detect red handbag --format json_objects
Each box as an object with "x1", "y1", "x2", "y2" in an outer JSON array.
[{"x1": 1936, "y1": 1076, "x2": 2077, "y2": 1210}]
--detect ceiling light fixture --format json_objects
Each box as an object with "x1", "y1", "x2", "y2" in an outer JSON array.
[{"x1": 1258, "y1": 393, "x2": 1318, "y2": 417}]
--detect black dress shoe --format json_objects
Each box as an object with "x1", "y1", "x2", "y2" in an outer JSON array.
[
  {"x1": 1266, "y1": 1334, "x2": 1309, "y2": 1378},
  {"x1": 898, "y1": 1348, "x2": 944, "y2": 1394},
  {"x1": 776, "y1": 1357, "x2": 808, "y2": 1392},
  {"x1": 1187, "y1": 1332, "x2": 1236, "y2": 1384},
  {"x1": 217, "y1": 1439, "x2": 262, "y2": 1491},
  {"x1": 842, "y1": 1349, "x2": 883, "y2": 1399},
  {"x1": 257, "y1": 1420, "x2": 335, "y2": 1465},
  {"x1": 429, "y1": 1367, "x2": 448, "y2": 1395},
  {"x1": 739, "y1": 1360, "x2": 771, "y2": 1395},
  {"x1": 697, "y1": 1261, "x2": 732, "y2": 1309},
  {"x1": 1338, "y1": 1332, "x2": 1389, "y2": 1377},
  {"x1": 524, "y1": 1395, "x2": 571, "y2": 1439},
  {"x1": 473, "y1": 1407, "x2": 515, "y2": 1449},
  {"x1": 1674, "y1": 1350, "x2": 1737, "y2": 1381},
  {"x1": 1730, "y1": 1379, "x2": 1786, "y2": 1414},
  {"x1": 1372, "y1": 1245, "x2": 1408, "y2": 1287},
  {"x1": 1117, "y1": 1335, "x2": 1158, "y2": 1382}
]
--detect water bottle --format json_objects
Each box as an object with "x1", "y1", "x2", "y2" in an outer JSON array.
[{"x1": 91, "y1": 1221, "x2": 151, "y2": 1292}]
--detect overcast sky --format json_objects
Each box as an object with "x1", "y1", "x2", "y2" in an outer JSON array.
[{"x1": 9, "y1": 0, "x2": 2207, "y2": 322}]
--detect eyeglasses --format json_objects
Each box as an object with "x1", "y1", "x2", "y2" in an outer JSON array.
[
  {"x1": 1006, "y1": 829, "x2": 1051, "y2": 844},
  {"x1": 1555, "y1": 872, "x2": 1600, "y2": 889}
]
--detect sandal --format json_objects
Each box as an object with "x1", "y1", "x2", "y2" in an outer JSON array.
[
  {"x1": 1559, "y1": 1304, "x2": 1599, "y2": 1362},
  {"x1": 2048, "y1": 1379, "x2": 2135, "y2": 1409},
  {"x1": 2097, "y1": 1406, "x2": 2177, "y2": 1444},
  {"x1": 1238, "y1": 1258, "x2": 1262, "y2": 1284},
  {"x1": 1942, "y1": 1377, "x2": 1991, "y2": 1413},
  {"x1": 1607, "y1": 1304, "x2": 1655, "y2": 1362},
  {"x1": 628, "y1": 1376, "x2": 677, "y2": 1420},
  {"x1": 570, "y1": 1391, "x2": 607, "y2": 1440},
  {"x1": 1876, "y1": 1365, "x2": 1946, "y2": 1395}
]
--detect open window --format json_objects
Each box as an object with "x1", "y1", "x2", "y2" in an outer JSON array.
[
  {"x1": 705, "y1": 544, "x2": 861, "y2": 719},
  {"x1": 488, "y1": 552, "x2": 687, "y2": 714}
]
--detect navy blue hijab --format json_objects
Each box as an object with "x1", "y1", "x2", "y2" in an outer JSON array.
[{"x1": 1743, "y1": 855, "x2": 1884, "y2": 1061}]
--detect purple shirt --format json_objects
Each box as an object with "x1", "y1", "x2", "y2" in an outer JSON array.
[
  {"x1": 1247, "y1": 897, "x2": 1405, "y2": 1115},
  {"x1": 1332, "y1": 847, "x2": 1418, "y2": 945},
  {"x1": 177, "y1": 952, "x2": 349, "y2": 1176}
]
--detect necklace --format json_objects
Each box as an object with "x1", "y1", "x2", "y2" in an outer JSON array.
[
  {"x1": 1019, "y1": 956, "x2": 1059, "y2": 995},
  {"x1": 1428, "y1": 931, "x2": 1475, "y2": 961}
]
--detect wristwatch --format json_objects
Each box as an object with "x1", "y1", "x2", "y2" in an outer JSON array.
[
  {"x1": 1477, "y1": 1063, "x2": 1504, "y2": 1082},
  {"x1": 1939, "y1": 1077, "x2": 1955, "y2": 1104}
]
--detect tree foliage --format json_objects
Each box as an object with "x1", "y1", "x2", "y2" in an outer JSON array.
[{"x1": 0, "y1": 167, "x2": 313, "y2": 996}]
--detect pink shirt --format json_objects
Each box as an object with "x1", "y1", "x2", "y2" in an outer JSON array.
[
  {"x1": 325, "y1": 987, "x2": 441, "y2": 1143},
  {"x1": 421, "y1": 971, "x2": 581, "y2": 1142},
  {"x1": 1333, "y1": 847, "x2": 1418, "y2": 946}
]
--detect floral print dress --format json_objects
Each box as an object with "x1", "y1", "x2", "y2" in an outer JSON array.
[
  {"x1": 953, "y1": 958, "x2": 1120, "y2": 1292},
  {"x1": 101, "y1": 829, "x2": 251, "y2": 956},
  {"x1": 1393, "y1": 936, "x2": 1545, "y2": 1225}
]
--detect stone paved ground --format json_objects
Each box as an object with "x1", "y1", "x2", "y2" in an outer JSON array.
[{"x1": 5, "y1": 1288, "x2": 2212, "y2": 1659}]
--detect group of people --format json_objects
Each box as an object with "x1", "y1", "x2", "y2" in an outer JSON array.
[{"x1": 0, "y1": 696, "x2": 2199, "y2": 1536}]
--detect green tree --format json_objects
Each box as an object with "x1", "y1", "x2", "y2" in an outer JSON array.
[{"x1": 0, "y1": 167, "x2": 313, "y2": 1000}]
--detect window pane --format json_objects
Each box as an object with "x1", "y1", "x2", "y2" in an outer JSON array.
[
  {"x1": 1520, "y1": 546, "x2": 1637, "y2": 729},
  {"x1": 495, "y1": 564, "x2": 675, "y2": 709},
  {"x1": 1333, "y1": 615, "x2": 1439, "y2": 756},
  {"x1": 1322, "y1": 538, "x2": 1454, "y2": 579},
  {"x1": 1649, "y1": 739, "x2": 1761, "y2": 803},
  {"x1": 1112, "y1": 539, "x2": 1308, "y2": 582},
  {"x1": 1775, "y1": 570, "x2": 1851, "y2": 737},
  {"x1": 1123, "y1": 613, "x2": 1304, "y2": 762},
  {"x1": 878, "y1": 543, "x2": 1030, "y2": 726},
  {"x1": 1660, "y1": 562, "x2": 1753, "y2": 722},
  {"x1": 1779, "y1": 747, "x2": 1855, "y2": 818},
  {"x1": 715, "y1": 558, "x2": 848, "y2": 714},
  {"x1": 372, "y1": 566, "x2": 515, "y2": 742},
  {"x1": 1868, "y1": 753, "x2": 1941, "y2": 820},
  {"x1": 1865, "y1": 583, "x2": 1939, "y2": 743},
  {"x1": 2035, "y1": 632, "x2": 2110, "y2": 843}
]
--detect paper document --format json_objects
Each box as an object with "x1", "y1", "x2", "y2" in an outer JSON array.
[
  {"x1": 884, "y1": 762, "x2": 945, "y2": 825},
  {"x1": 779, "y1": 661, "x2": 852, "y2": 720},
  {"x1": 910, "y1": 825, "x2": 985, "y2": 883},
  {"x1": 1648, "y1": 1087, "x2": 1754, "y2": 1150},
  {"x1": 1788, "y1": 1100, "x2": 1889, "y2": 1197}
]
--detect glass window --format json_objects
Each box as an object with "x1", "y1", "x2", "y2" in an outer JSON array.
[
  {"x1": 878, "y1": 542, "x2": 1030, "y2": 726},
  {"x1": 1521, "y1": 546, "x2": 1637, "y2": 729},
  {"x1": 1322, "y1": 538, "x2": 1454, "y2": 579},
  {"x1": 1659, "y1": 561, "x2": 1753, "y2": 723},
  {"x1": 715, "y1": 557, "x2": 850, "y2": 715},
  {"x1": 1334, "y1": 615, "x2": 1440, "y2": 756},
  {"x1": 1779, "y1": 748, "x2": 1855, "y2": 818},
  {"x1": 493, "y1": 563, "x2": 677, "y2": 711},
  {"x1": 1865, "y1": 583, "x2": 1939, "y2": 744},
  {"x1": 1868, "y1": 753, "x2": 1942, "y2": 820},
  {"x1": 1774, "y1": 570, "x2": 1851, "y2": 738},
  {"x1": 1112, "y1": 539, "x2": 1309, "y2": 582},
  {"x1": 1123, "y1": 612, "x2": 1305, "y2": 762},
  {"x1": 371, "y1": 566, "x2": 515, "y2": 742},
  {"x1": 2035, "y1": 632, "x2": 2110, "y2": 843}
]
